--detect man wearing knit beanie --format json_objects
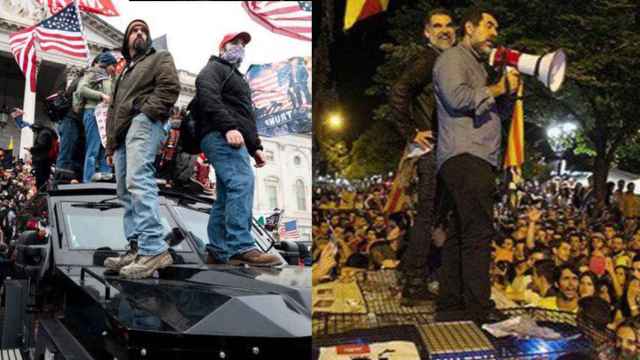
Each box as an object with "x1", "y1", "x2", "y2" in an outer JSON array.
[
  {"x1": 104, "y1": 19, "x2": 180, "y2": 279},
  {"x1": 74, "y1": 50, "x2": 117, "y2": 183}
]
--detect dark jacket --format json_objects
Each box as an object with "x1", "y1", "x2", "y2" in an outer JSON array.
[
  {"x1": 390, "y1": 44, "x2": 441, "y2": 142},
  {"x1": 30, "y1": 126, "x2": 56, "y2": 162},
  {"x1": 195, "y1": 56, "x2": 262, "y2": 156},
  {"x1": 51, "y1": 66, "x2": 83, "y2": 121},
  {"x1": 105, "y1": 47, "x2": 180, "y2": 155}
]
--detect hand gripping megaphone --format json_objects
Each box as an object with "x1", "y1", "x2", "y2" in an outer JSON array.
[{"x1": 489, "y1": 47, "x2": 567, "y2": 92}]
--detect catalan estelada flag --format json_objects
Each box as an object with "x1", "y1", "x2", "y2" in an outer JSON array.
[
  {"x1": 344, "y1": 0, "x2": 390, "y2": 30},
  {"x1": 383, "y1": 144, "x2": 421, "y2": 214},
  {"x1": 503, "y1": 82, "x2": 525, "y2": 169}
]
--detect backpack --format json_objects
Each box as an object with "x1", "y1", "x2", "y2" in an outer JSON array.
[
  {"x1": 45, "y1": 69, "x2": 84, "y2": 122},
  {"x1": 179, "y1": 97, "x2": 202, "y2": 155},
  {"x1": 179, "y1": 67, "x2": 235, "y2": 155}
]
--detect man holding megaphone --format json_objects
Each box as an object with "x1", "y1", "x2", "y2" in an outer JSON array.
[{"x1": 432, "y1": 7, "x2": 520, "y2": 324}]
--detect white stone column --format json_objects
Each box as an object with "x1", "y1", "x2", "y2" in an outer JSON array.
[{"x1": 19, "y1": 75, "x2": 35, "y2": 160}]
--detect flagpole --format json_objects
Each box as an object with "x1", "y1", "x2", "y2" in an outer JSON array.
[{"x1": 19, "y1": 61, "x2": 37, "y2": 160}]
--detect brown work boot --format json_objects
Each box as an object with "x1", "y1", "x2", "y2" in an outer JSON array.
[
  {"x1": 119, "y1": 250, "x2": 173, "y2": 279},
  {"x1": 229, "y1": 249, "x2": 283, "y2": 267},
  {"x1": 104, "y1": 242, "x2": 138, "y2": 272},
  {"x1": 207, "y1": 253, "x2": 226, "y2": 265}
]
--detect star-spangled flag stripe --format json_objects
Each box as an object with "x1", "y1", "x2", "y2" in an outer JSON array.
[
  {"x1": 9, "y1": 26, "x2": 38, "y2": 92},
  {"x1": 258, "y1": 5, "x2": 304, "y2": 16},
  {"x1": 248, "y1": 69, "x2": 292, "y2": 109},
  {"x1": 8, "y1": 2, "x2": 88, "y2": 92},
  {"x1": 271, "y1": 15, "x2": 312, "y2": 21},
  {"x1": 280, "y1": 220, "x2": 300, "y2": 239},
  {"x1": 39, "y1": 0, "x2": 120, "y2": 17},
  {"x1": 242, "y1": 1, "x2": 311, "y2": 42},
  {"x1": 36, "y1": 3, "x2": 89, "y2": 58}
]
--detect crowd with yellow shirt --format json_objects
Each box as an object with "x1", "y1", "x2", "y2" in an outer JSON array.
[
  {"x1": 312, "y1": 175, "x2": 414, "y2": 284},
  {"x1": 312, "y1": 175, "x2": 640, "y2": 358},
  {"x1": 492, "y1": 177, "x2": 640, "y2": 334}
]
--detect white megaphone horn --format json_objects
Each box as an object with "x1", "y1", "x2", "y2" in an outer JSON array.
[{"x1": 488, "y1": 47, "x2": 567, "y2": 92}]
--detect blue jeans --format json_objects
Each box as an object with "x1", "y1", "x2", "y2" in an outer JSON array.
[
  {"x1": 82, "y1": 109, "x2": 111, "y2": 183},
  {"x1": 114, "y1": 113, "x2": 168, "y2": 256},
  {"x1": 200, "y1": 131, "x2": 256, "y2": 262},
  {"x1": 55, "y1": 114, "x2": 80, "y2": 174}
]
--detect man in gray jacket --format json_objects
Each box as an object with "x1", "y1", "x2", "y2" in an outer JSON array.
[{"x1": 433, "y1": 7, "x2": 519, "y2": 323}]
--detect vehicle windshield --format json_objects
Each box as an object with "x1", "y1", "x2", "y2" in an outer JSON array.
[
  {"x1": 61, "y1": 202, "x2": 189, "y2": 252},
  {"x1": 172, "y1": 206, "x2": 276, "y2": 254},
  {"x1": 172, "y1": 206, "x2": 209, "y2": 253}
]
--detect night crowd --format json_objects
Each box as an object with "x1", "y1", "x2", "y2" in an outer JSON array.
[{"x1": 313, "y1": 172, "x2": 640, "y2": 356}]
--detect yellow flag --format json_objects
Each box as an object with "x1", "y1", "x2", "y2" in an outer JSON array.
[
  {"x1": 344, "y1": 0, "x2": 390, "y2": 31},
  {"x1": 8, "y1": 137, "x2": 13, "y2": 151},
  {"x1": 503, "y1": 82, "x2": 525, "y2": 169}
]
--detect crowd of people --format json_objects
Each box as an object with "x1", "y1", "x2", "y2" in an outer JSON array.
[
  {"x1": 312, "y1": 172, "x2": 640, "y2": 356},
  {"x1": 0, "y1": 150, "x2": 48, "y2": 275},
  {"x1": 312, "y1": 5, "x2": 640, "y2": 358},
  {"x1": 492, "y1": 177, "x2": 640, "y2": 320},
  {"x1": 1, "y1": 22, "x2": 281, "y2": 280},
  {"x1": 312, "y1": 174, "x2": 406, "y2": 279}
]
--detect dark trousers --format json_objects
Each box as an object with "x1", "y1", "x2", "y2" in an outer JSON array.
[
  {"x1": 437, "y1": 154, "x2": 496, "y2": 317},
  {"x1": 33, "y1": 159, "x2": 52, "y2": 191},
  {"x1": 400, "y1": 152, "x2": 438, "y2": 294}
]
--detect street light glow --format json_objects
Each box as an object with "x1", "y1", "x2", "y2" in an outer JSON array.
[
  {"x1": 328, "y1": 113, "x2": 344, "y2": 130},
  {"x1": 547, "y1": 127, "x2": 561, "y2": 139},
  {"x1": 547, "y1": 121, "x2": 579, "y2": 176}
]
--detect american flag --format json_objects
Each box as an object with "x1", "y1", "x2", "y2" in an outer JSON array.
[
  {"x1": 247, "y1": 65, "x2": 292, "y2": 110},
  {"x1": 242, "y1": 1, "x2": 312, "y2": 42},
  {"x1": 39, "y1": 0, "x2": 120, "y2": 16},
  {"x1": 9, "y1": 25, "x2": 38, "y2": 92},
  {"x1": 9, "y1": 2, "x2": 89, "y2": 92},
  {"x1": 279, "y1": 220, "x2": 300, "y2": 240}
]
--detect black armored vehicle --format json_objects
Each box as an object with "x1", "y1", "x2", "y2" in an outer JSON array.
[{"x1": 1, "y1": 183, "x2": 311, "y2": 359}]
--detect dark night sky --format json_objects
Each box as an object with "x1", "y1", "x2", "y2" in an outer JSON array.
[{"x1": 326, "y1": 0, "x2": 413, "y2": 141}]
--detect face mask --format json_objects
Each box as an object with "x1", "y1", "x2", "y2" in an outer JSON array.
[{"x1": 221, "y1": 44, "x2": 245, "y2": 65}]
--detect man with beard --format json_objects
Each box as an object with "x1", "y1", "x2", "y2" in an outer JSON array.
[
  {"x1": 194, "y1": 32, "x2": 281, "y2": 266},
  {"x1": 613, "y1": 319, "x2": 640, "y2": 360},
  {"x1": 538, "y1": 264, "x2": 579, "y2": 313},
  {"x1": 390, "y1": 8, "x2": 455, "y2": 306},
  {"x1": 103, "y1": 20, "x2": 180, "y2": 279},
  {"x1": 432, "y1": 7, "x2": 519, "y2": 322},
  {"x1": 611, "y1": 236, "x2": 631, "y2": 267}
]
